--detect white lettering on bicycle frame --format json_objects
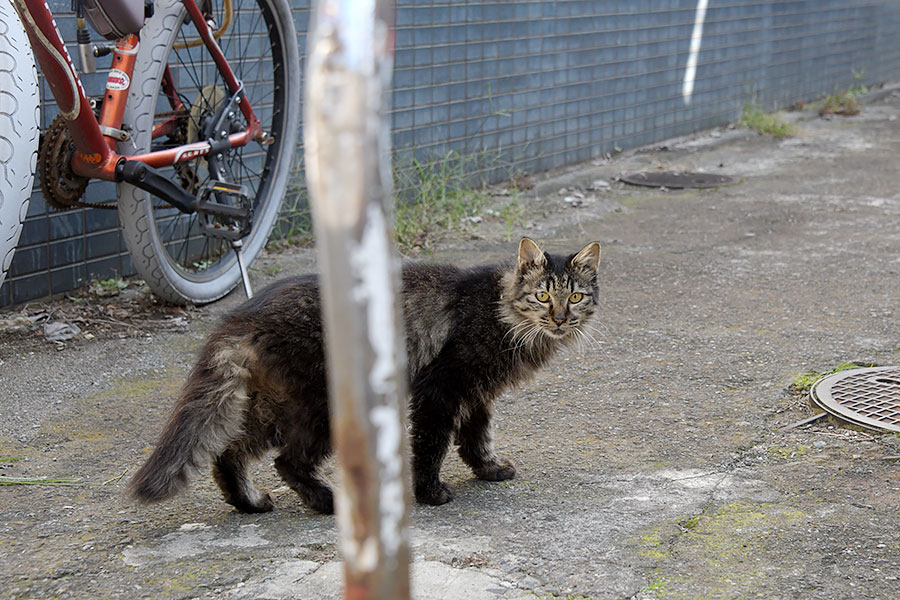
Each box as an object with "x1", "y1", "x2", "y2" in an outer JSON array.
[
  {"x1": 174, "y1": 142, "x2": 211, "y2": 163},
  {"x1": 14, "y1": 0, "x2": 86, "y2": 120},
  {"x1": 106, "y1": 69, "x2": 130, "y2": 91}
]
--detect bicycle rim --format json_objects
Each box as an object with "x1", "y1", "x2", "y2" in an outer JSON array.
[{"x1": 119, "y1": 0, "x2": 299, "y2": 304}]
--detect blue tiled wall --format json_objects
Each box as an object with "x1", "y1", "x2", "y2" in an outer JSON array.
[{"x1": 4, "y1": 0, "x2": 900, "y2": 306}]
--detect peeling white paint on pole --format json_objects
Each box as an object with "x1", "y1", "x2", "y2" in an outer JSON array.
[
  {"x1": 370, "y1": 404, "x2": 405, "y2": 556},
  {"x1": 350, "y1": 202, "x2": 400, "y2": 398},
  {"x1": 347, "y1": 200, "x2": 408, "y2": 558},
  {"x1": 682, "y1": 0, "x2": 709, "y2": 106}
]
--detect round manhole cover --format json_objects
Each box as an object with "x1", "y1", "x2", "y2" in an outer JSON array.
[
  {"x1": 810, "y1": 366, "x2": 900, "y2": 433},
  {"x1": 620, "y1": 171, "x2": 738, "y2": 189}
]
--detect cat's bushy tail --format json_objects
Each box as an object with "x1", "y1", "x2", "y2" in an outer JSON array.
[{"x1": 128, "y1": 334, "x2": 255, "y2": 504}]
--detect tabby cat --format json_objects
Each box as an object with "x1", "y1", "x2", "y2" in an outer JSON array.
[{"x1": 129, "y1": 237, "x2": 601, "y2": 513}]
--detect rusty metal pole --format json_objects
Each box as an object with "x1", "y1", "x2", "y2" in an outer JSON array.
[{"x1": 304, "y1": 1, "x2": 410, "y2": 600}]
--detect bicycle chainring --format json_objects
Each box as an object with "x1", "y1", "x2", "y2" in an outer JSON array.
[{"x1": 38, "y1": 115, "x2": 113, "y2": 210}]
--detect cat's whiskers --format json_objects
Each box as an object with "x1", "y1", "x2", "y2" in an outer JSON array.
[
  {"x1": 518, "y1": 323, "x2": 543, "y2": 351},
  {"x1": 567, "y1": 327, "x2": 584, "y2": 353},
  {"x1": 585, "y1": 325, "x2": 603, "y2": 346},
  {"x1": 503, "y1": 321, "x2": 534, "y2": 353},
  {"x1": 582, "y1": 319, "x2": 610, "y2": 336},
  {"x1": 581, "y1": 323, "x2": 607, "y2": 345},
  {"x1": 503, "y1": 320, "x2": 538, "y2": 355},
  {"x1": 508, "y1": 320, "x2": 550, "y2": 359},
  {"x1": 530, "y1": 327, "x2": 555, "y2": 358},
  {"x1": 503, "y1": 319, "x2": 533, "y2": 345},
  {"x1": 571, "y1": 326, "x2": 600, "y2": 353}
]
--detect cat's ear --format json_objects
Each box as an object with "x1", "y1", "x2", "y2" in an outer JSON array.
[
  {"x1": 517, "y1": 237, "x2": 547, "y2": 271},
  {"x1": 571, "y1": 241, "x2": 601, "y2": 272}
]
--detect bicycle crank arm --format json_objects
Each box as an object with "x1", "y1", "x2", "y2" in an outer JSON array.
[{"x1": 116, "y1": 160, "x2": 196, "y2": 213}]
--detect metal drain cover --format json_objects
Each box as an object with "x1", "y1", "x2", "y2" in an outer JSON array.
[
  {"x1": 620, "y1": 171, "x2": 738, "y2": 189},
  {"x1": 810, "y1": 366, "x2": 900, "y2": 433}
]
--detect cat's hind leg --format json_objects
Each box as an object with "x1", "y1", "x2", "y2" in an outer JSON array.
[
  {"x1": 457, "y1": 402, "x2": 516, "y2": 481},
  {"x1": 274, "y1": 433, "x2": 334, "y2": 515},
  {"x1": 212, "y1": 442, "x2": 275, "y2": 513},
  {"x1": 409, "y1": 389, "x2": 457, "y2": 505}
]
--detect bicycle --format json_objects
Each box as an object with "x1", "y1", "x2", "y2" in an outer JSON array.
[{"x1": 0, "y1": 0, "x2": 300, "y2": 304}]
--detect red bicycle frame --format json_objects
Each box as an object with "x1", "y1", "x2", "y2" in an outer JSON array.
[{"x1": 11, "y1": 0, "x2": 265, "y2": 203}]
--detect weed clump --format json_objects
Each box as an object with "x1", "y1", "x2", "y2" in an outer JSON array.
[
  {"x1": 394, "y1": 150, "x2": 499, "y2": 251},
  {"x1": 816, "y1": 70, "x2": 868, "y2": 117},
  {"x1": 791, "y1": 361, "x2": 877, "y2": 393},
  {"x1": 819, "y1": 91, "x2": 861, "y2": 117},
  {"x1": 739, "y1": 104, "x2": 797, "y2": 137}
]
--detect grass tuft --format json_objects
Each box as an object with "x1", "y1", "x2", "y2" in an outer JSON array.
[
  {"x1": 498, "y1": 197, "x2": 526, "y2": 242},
  {"x1": 268, "y1": 159, "x2": 314, "y2": 250},
  {"x1": 393, "y1": 150, "x2": 497, "y2": 251},
  {"x1": 819, "y1": 91, "x2": 861, "y2": 117},
  {"x1": 814, "y1": 70, "x2": 868, "y2": 117},
  {"x1": 791, "y1": 361, "x2": 877, "y2": 393},
  {"x1": 740, "y1": 104, "x2": 796, "y2": 137}
]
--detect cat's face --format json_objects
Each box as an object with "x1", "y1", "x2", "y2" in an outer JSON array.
[{"x1": 502, "y1": 238, "x2": 601, "y2": 348}]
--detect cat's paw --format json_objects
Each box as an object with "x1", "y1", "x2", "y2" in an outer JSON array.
[
  {"x1": 302, "y1": 487, "x2": 335, "y2": 515},
  {"x1": 414, "y1": 480, "x2": 455, "y2": 506},
  {"x1": 232, "y1": 491, "x2": 275, "y2": 514},
  {"x1": 474, "y1": 458, "x2": 516, "y2": 482}
]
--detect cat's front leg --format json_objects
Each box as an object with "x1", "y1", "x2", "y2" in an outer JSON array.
[{"x1": 456, "y1": 401, "x2": 516, "y2": 481}]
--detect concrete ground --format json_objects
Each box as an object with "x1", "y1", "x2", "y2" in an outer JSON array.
[{"x1": 3, "y1": 89, "x2": 900, "y2": 600}]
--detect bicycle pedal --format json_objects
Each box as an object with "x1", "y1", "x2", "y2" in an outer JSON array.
[{"x1": 196, "y1": 180, "x2": 253, "y2": 240}]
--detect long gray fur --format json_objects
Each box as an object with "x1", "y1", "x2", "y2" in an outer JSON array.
[{"x1": 129, "y1": 238, "x2": 602, "y2": 514}]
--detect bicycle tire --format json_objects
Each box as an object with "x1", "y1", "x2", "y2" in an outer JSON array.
[
  {"x1": 0, "y1": 3, "x2": 40, "y2": 291},
  {"x1": 118, "y1": 0, "x2": 300, "y2": 304}
]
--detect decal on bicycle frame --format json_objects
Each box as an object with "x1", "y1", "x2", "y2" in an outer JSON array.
[
  {"x1": 13, "y1": 0, "x2": 86, "y2": 120},
  {"x1": 78, "y1": 152, "x2": 103, "y2": 164},
  {"x1": 174, "y1": 142, "x2": 212, "y2": 163},
  {"x1": 106, "y1": 69, "x2": 130, "y2": 91}
]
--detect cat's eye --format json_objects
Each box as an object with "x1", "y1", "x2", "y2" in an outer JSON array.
[
  {"x1": 535, "y1": 291, "x2": 550, "y2": 302},
  {"x1": 569, "y1": 292, "x2": 584, "y2": 303}
]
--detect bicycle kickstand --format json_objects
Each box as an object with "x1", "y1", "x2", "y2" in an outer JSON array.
[{"x1": 231, "y1": 239, "x2": 253, "y2": 299}]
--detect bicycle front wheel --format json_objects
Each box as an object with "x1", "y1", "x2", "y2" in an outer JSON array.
[
  {"x1": 118, "y1": 0, "x2": 300, "y2": 304},
  {"x1": 0, "y1": 2, "x2": 40, "y2": 291}
]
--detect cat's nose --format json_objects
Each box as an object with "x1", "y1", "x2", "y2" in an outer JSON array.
[{"x1": 552, "y1": 315, "x2": 566, "y2": 326}]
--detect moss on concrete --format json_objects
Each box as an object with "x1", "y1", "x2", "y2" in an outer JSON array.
[
  {"x1": 633, "y1": 502, "x2": 807, "y2": 599},
  {"x1": 765, "y1": 444, "x2": 810, "y2": 461},
  {"x1": 637, "y1": 531, "x2": 672, "y2": 560}
]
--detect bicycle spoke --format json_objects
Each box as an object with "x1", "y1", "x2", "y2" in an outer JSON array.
[{"x1": 119, "y1": 0, "x2": 297, "y2": 301}]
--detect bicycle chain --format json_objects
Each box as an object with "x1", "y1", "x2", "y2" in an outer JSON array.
[{"x1": 38, "y1": 103, "x2": 223, "y2": 211}]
